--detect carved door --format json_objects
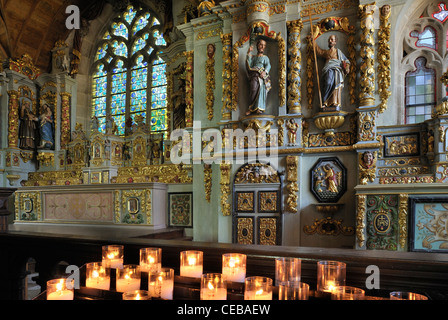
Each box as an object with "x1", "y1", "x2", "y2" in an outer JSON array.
[{"x1": 232, "y1": 163, "x2": 282, "y2": 245}]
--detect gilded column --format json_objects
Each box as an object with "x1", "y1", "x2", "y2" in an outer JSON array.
[
  {"x1": 286, "y1": 19, "x2": 303, "y2": 114},
  {"x1": 377, "y1": 5, "x2": 391, "y2": 113},
  {"x1": 358, "y1": 3, "x2": 376, "y2": 106},
  {"x1": 220, "y1": 162, "x2": 231, "y2": 216},
  {"x1": 285, "y1": 156, "x2": 299, "y2": 213},
  {"x1": 7, "y1": 90, "x2": 19, "y2": 148},
  {"x1": 204, "y1": 164, "x2": 212, "y2": 202},
  {"x1": 356, "y1": 194, "x2": 366, "y2": 248},
  {"x1": 185, "y1": 51, "x2": 194, "y2": 127},
  {"x1": 205, "y1": 44, "x2": 215, "y2": 121},
  {"x1": 221, "y1": 33, "x2": 232, "y2": 120},
  {"x1": 398, "y1": 194, "x2": 408, "y2": 250},
  {"x1": 60, "y1": 92, "x2": 71, "y2": 149}
]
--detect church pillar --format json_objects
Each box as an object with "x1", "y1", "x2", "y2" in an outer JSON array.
[{"x1": 7, "y1": 90, "x2": 19, "y2": 149}]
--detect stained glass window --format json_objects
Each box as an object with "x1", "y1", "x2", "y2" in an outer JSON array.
[
  {"x1": 405, "y1": 57, "x2": 436, "y2": 124},
  {"x1": 410, "y1": 27, "x2": 437, "y2": 50},
  {"x1": 91, "y1": 5, "x2": 167, "y2": 137},
  {"x1": 433, "y1": 2, "x2": 448, "y2": 22}
]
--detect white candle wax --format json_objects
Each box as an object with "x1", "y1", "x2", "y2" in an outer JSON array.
[
  {"x1": 116, "y1": 278, "x2": 141, "y2": 292},
  {"x1": 245, "y1": 290, "x2": 273, "y2": 300},
  {"x1": 201, "y1": 287, "x2": 227, "y2": 300},
  {"x1": 86, "y1": 277, "x2": 110, "y2": 290},
  {"x1": 47, "y1": 290, "x2": 74, "y2": 300},
  {"x1": 103, "y1": 258, "x2": 123, "y2": 269},
  {"x1": 180, "y1": 265, "x2": 203, "y2": 278},
  {"x1": 148, "y1": 279, "x2": 174, "y2": 300},
  {"x1": 140, "y1": 262, "x2": 161, "y2": 273},
  {"x1": 222, "y1": 266, "x2": 246, "y2": 283}
]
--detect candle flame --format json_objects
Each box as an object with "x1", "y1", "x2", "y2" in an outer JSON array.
[
  {"x1": 136, "y1": 293, "x2": 141, "y2": 300},
  {"x1": 207, "y1": 281, "x2": 215, "y2": 290},
  {"x1": 56, "y1": 280, "x2": 64, "y2": 291},
  {"x1": 255, "y1": 289, "x2": 264, "y2": 296},
  {"x1": 229, "y1": 259, "x2": 235, "y2": 268},
  {"x1": 92, "y1": 270, "x2": 99, "y2": 278},
  {"x1": 188, "y1": 257, "x2": 197, "y2": 266},
  {"x1": 149, "y1": 256, "x2": 155, "y2": 264}
]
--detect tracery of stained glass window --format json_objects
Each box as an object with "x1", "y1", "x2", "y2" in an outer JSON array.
[
  {"x1": 433, "y1": 2, "x2": 448, "y2": 22},
  {"x1": 405, "y1": 57, "x2": 436, "y2": 124},
  {"x1": 91, "y1": 5, "x2": 167, "y2": 137},
  {"x1": 410, "y1": 26, "x2": 437, "y2": 50}
]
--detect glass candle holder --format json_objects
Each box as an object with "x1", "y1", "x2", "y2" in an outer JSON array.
[
  {"x1": 278, "y1": 281, "x2": 309, "y2": 300},
  {"x1": 46, "y1": 278, "x2": 74, "y2": 300},
  {"x1": 102, "y1": 245, "x2": 124, "y2": 269},
  {"x1": 222, "y1": 253, "x2": 246, "y2": 283},
  {"x1": 390, "y1": 291, "x2": 428, "y2": 300},
  {"x1": 122, "y1": 290, "x2": 151, "y2": 300},
  {"x1": 85, "y1": 262, "x2": 110, "y2": 290},
  {"x1": 331, "y1": 286, "x2": 365, "y2": 300},
  {"x1": 140, "y1": 247, "x2": 162, "y2": 273},
  {"x1": 116, "y1": 265, "x2": 141, "y2": 293},
  {"x1": 201, "y1": 273, "x2": 227, "y2": 300},
  {"x1": 275, "y1": 257, "x2": 301, "y2": 286},
  {"x1": 317, "y1": 260, "x2": 346, "y2": 292},
  {"x1": 148, "y1": 268, "x2": 174, "y2": 300},
  {"x1": 180, "y1": 250, "x2": 203, "y2": 278},
  {"x1": 244, "y1": 276, "x2": 273, "y2": 300}
]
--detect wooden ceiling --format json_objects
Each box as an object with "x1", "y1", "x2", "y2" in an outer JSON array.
[{"x1": 0, "y1": 0, "x2": 85, "y2": 73}]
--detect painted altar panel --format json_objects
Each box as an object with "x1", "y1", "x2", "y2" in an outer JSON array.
[{"x1": 44, "y1": 192, "x2": 114, "y2": 222}]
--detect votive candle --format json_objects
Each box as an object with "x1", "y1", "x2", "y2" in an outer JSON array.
[
  {"x1": 201, "y1": 273, "x2": 227, "y2": 300},
  {"x1": 148, "y1": 268, "x2": 174, "y2": 300},
  {"x1": 317, "y1": 260, "x2": 346, "y2": 293},
  {"x1": 331, "y1": 286, "x2": 365, "y2": 300},
  {"x1": 390, "y1": 291, "x2": 428, "y2": 300},
  {"x1": 180, "y1": 251, "x2": 203, "y2": 278},
  {"x1": 85, "y1": 262, "x2": 110, "y2": 290},
  {"x1": 222, "y1": 253, "x2": 246, "y2": 283},
  {"x1": 140, "y1": 247, "x2": 162, "y2": 273},
  {"x1": 244, "y1": 276, "x2": 273, "y2": 300},
  {"x1": 116, "y1": 265, "x2": 141, "y2": 293},
  {"x1": 275, "y1": 257, "x2": 301, "y2": 286},
  {"x1": 46, "y1": 278, "x2": 74, "y2": 300},
  {"x1": 102, "y1": 245, "x2": 124, "y2": 269},
  {"x1": 122, "y1": 290, "x2": 151, "y2": 300}
]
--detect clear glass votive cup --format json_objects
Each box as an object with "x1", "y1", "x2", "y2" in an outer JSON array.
[
  {"x1": 317, "y1": 260, "x2": 346, "y2": 292},
  {"x1": 331, "y1": 286, "x2": 365, "y2": 300},
  {"x1": 139, "y1": 247, "x2": 162, "y2": 273},
  {"x1": 148, "y1": 268, "x2": 174, "y2": 300},
  {"x1": 122, "y1": 290, "x2": 151, "y2": 300},
  {"x1": 389, "y1": 291, "x2": 428, "y2": 300},
  {"x1": 244, "y1": 276, "x2": 273, "y2": 300},
  {"x1": 278, "y1": 281, "x2": 309, "y2": 300},
  {"x1": 85, "y1": 262, "x2": 110, "y2": 290},
  {"x1": 275, "y1": 257, "x2": 301, "y2": 286},
  {"x1": 201, "y1": 273, "x2": 227, "y2": 300},
  {"x1": 116, "y1": 264, "x2": 141, "y2": 293},
  {"x1": 222, "y1": 253, "x2": 246, "y2": 283},
  {"x1": 180, "y1": 250, "x2": 203, "y2": 278},
  {"x1": 46, "y1": 278, "x2": 74, "y2": 300},
  {"x1": 102, "y1": 244, "x2": 124, "y2": 269}
]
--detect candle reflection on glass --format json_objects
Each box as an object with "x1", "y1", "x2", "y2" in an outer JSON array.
[
  {"x1": 317, "y1": 260, "x2": 346, "y2": 293},
  {"x1": 102, "y1": 245, "x2": 124, "y2": 269},
  {"x1": 180, "y1": 251, "x2": 203, "y2": 278},
  {"x1": 244, "y1": 276, "x2": 273, "y2": 300},
  {"x1": 222, "y1": 253, "x2": 246, "y2": 283},
  {"x1": 116, "y1": 265, "x2": 141, "y2": 293},
  {"x1": 46, "y1": 278, "x2": 74, "y2": 300},
  {"x1": 122, "y1": 290, "x2": 151, "y2": 300},
  {"x1": 331, "y1": 286, "x2": 365, "y2": 300},
  {"x1": 390, "y1": 291, "x2": 428, "y2": 300},
  {"x1": 139, "y1": 247, "x2": 162, "y2": 273},
  {"x1": 200, "y1": 273, "x2": 227, "y2": 300},
  {"x1": 85, "y1": 262, "x2": 110, "y2": 290}
]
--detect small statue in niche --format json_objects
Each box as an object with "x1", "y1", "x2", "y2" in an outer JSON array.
[
  {"x1": 312, "y1": 34, "x2": 350, "y2": 110},
  {"x1": 106, "y1": 114, "x2": 118, "y2": 135},
  {"x1": 322, "y1": 164, "x2": 339, "y2": 193},
  {"x1": 246, "y1": 39, "x2": 272, "y2": 115},
  {"x1": 172, "y1": 78, "x2": 186, "y2": 129},
  {"x1": 360, "y1": 151, "x2": 375, "y2": 169},
  {"x1": 19, "y1": 100, "x2": 38, "y2": 150},
  {"x1": 91, "y1": 116, "x2": 99, "y2": 132},
  {"x1": 286, "y1": 118, "x2": 299, "y2": 145},
  {"x1": 38, "y1": 104, "x2": 55, "y2": 149}
]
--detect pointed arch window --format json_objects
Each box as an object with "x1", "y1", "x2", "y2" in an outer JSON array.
[{"x1": 91, "y1": 5, "x2": 167, "y2": 136}]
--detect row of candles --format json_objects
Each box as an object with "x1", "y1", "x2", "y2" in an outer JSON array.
[{"x1": 46, "y1": 245, "x2": 428, "y2": 300}]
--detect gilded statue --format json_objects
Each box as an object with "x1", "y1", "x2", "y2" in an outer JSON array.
[
  {"x1": 38, "y1": 104, "x2": 55, "y2": 149},
  {"x1": 19, "y1": 100, "x2": 38, "y2": 150}
]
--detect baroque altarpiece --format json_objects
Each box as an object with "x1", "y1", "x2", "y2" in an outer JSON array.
[{"x1": 1, "y1": 0, "x2": 448, "y2": 253}]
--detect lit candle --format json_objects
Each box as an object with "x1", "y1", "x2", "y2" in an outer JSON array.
[
  {"x1": 122, "y1": 290, "x2": 151, "y2": 300},
  {"x1": 201, "y1": 273, "x2": 227, "y2": 300},
  {"x1": 140, "y1": 248, "x2": 162, "y2": 273},
  {"x1": 316, "y1": 260, "x2": 346, "y2": 293},
  {"x1": 244, "y1": 276, "x2": 273, "y2": 300},
  {"x1": 46, "y1": 279, "x2": 74, "y2": 300},
  {"x1": 180, "y1": 251, "x2": 203, "y2": 278},
  {"x1": 102, "y1": 245, "x2": 124, "y2": 269},
  {"x1": 222, "y1": 253, "x2": 246, "y2": 283},
  {"x1": 85, "y1": 262, "x2": 110, "y2": 290},
  {"x1": 116, "y1": 265, "x2": 141, "y2": 293},
  {"x1": 148, "y1": 268, "x2": 174, "y2": 300}
]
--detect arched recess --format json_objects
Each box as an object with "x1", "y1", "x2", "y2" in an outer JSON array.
[{"x1": 232, "y1": 162, "x2": 282, "y2": 245}]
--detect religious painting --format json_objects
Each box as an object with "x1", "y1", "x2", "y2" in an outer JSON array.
[
  {"x1": 366, "y1": 195, "x2": 399, "y2": 251},
  {"x1": 409, "y1": 197, "x2": 448, "y2": 253},
  {"x1": 168, "y1": 192, "x2": 193, "y2": 228},
  {"x1": 258, "y1": 191, "x2": 279, "y2": 213},
  {"x1": 310, "y1": 157, "x2": 347, "y2": 203},
  {"x1": 236, "y1": 192, "x2": 254, "y2": 213},
  {"x1": 383, "y1": 133, "x2": 420, "y2": 157}
]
